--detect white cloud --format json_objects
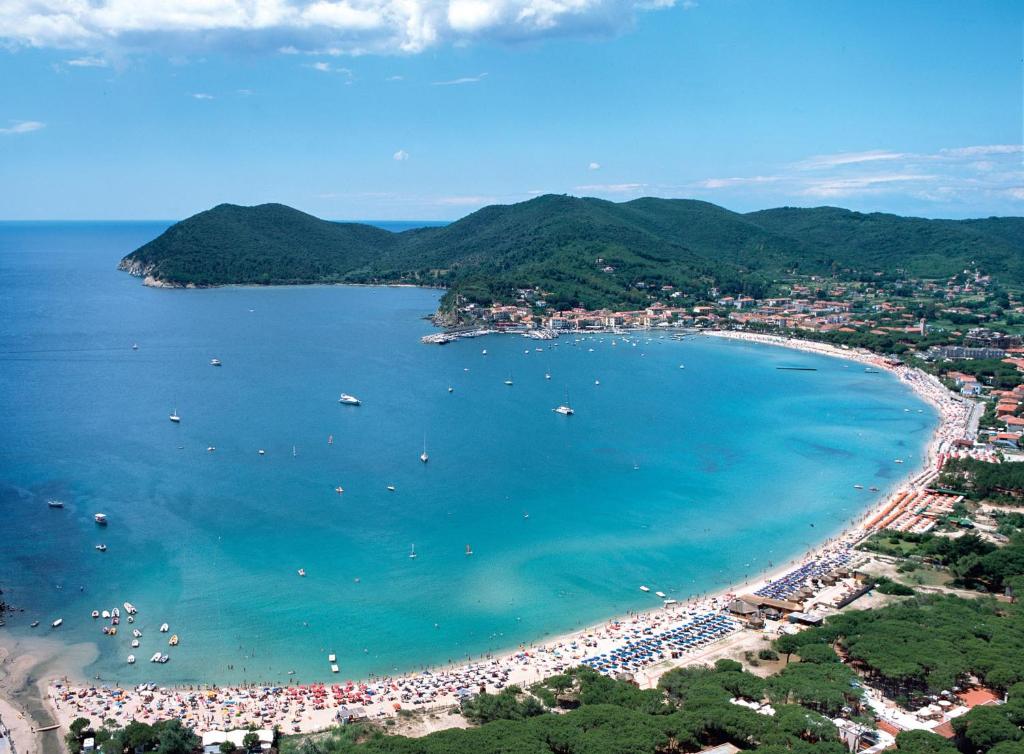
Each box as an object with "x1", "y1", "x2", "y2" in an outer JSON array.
[
  {"x1": 795, "y1": 150, "x2": 907, "y2": 170},
  {"x1": 66, "y1": 55, "x2": 108, "y2": 66},
  {"x1": 307, "y1": 60, "x2": 352, "y2": 76},
  {"x1": 432, "y1": 72, "x2": 487, "y2": 85},
  {"x1": 190, "y1": 92, "x2": 214, "y2": 99},
  {"x1": 0, "y1": 120, "x2": 45, "y2": 134},
  {"x1": 574, "y1": 182, "x2": 645, "y2": 193},
  {"x1": 436, "y1": 195, "x2": 496, "y2": 205},
  {"x1": 940, "y1": 144, "x2": 1023, "y2": 158},
  {"x1": 588, "y1": 161, "x2": 601, "y2": 170},
  {"x1": 0, "y1": 1, "x2": 677, "y2": 55},
  {"x1": 385, "y1": 74, "x2": 403, "y2": 81},
  {"x1": 393, "y1": 149, "x2": 409, "y2": 161},
  {"x1": 798, "y1": 173, "x2": 936, "y2": 199},
  {"x1": 695, "y1": 175, "x2": 779, "y2": 189}
]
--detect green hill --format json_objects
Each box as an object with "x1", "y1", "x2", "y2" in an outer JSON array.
[{"x1": 118, "y1": 196, "x2": 1024, "y2": 309}]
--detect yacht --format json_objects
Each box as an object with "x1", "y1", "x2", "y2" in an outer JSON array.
[
  {"x1": 853, "y1": 484, "x2": 864, "y2": 490},
  {"x1": 47, "y1": 499, "x2": 64, "y2": 508},
  {"x1": 554, "y1": 405, "x2": 574, "y2": 416},
  {"x1": 210, "y1": 358, "x2": 222, "y2": 367},
  {"x1": 386, "y1": 485, "x2": 396, "y2": 492},
  {"x1": 409, "y1": 544, "x2": 417, "y2": 559},
  {"x1": 465, "y1": 544, "x2": 473, "y2": 556},
  {"x1": 30, "y1": 621, "x2": 39, "y2": 628},
  {"x1": 338, "y1": 393, "x2": 361, "y2": 405},
  {"x1": 52, "y1": 619, "x2": 63, "y2": 628},
  {"x1": 169, "y1": 409, "x2": 180, "y2": 423},
  {"x1": 258, "y1": 449, "x2": 265, "y2": 455},
  {"x1": 95, "y1": 544, "x2": 107, "y2": 552},
  {"x1": 335, "y1": 485, "x2": 344, "y2": 494},
  {"x1": 94, "y1": 513, "x2": 108, "y2": 525},
  {"x1": 504, "y1": 376, "x2": 513, "y2": 386}
]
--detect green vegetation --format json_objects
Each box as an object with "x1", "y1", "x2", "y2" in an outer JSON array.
[
  {"x1": 938, "y1": 458, "x2": 1024, "y2": 503},
  {"x1": 65, "y1": 718, "x2": 199, "y2": 754},
  {"x1": 118, "y1": 197, "x2": 1024, "y2": 313},
  {"x1": 872, "y1": 575, "x2": 917, "y2": 596},
  {"x1": 281, "y1": 662, "x2": 849, "y2": 754},
  {"x1": 773, "y1": 594, "x2": 1024, "y2": 703}
]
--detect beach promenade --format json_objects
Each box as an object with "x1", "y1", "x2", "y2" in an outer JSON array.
[{"x1": 3, "y1": 330, "x2": 980, "y2": 746}]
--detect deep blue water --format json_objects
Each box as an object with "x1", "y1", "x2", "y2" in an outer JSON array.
[{"x1": 0, "y1": 222, "x2": 936, "y2": 685}]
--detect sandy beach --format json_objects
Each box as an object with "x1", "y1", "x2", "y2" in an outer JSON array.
[{"x1": 2, "y1": 330, "x2": 979, "y2": 744}]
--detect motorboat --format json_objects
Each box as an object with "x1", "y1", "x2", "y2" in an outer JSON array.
[
  {"x1": 338, "y1": 393, "x2": 361, "y2": 406},
  {"x1": 504, "y1": 376, "x2": 513, "y2": 386},
  {"x1": 210, "y1": 358, "x2": 222, "y2": 367},
  {"x1": 465, "y1": 544, "x2": 473, "y2": 556},
  {"x1": 298, "y1": 568, "x2": 306, "y2": 577},
  {"x1": 655, "y1": 591, "x2": 666, "y2": 598},
  {"x1": 639, "y1": 586, "x2": 650, "y2": 593},
  {"x1": 47, "y1": 499, "x2": 64, "y2": 508},
  {"x1": 328, "y1": 653, "x2": 336, "y2": 662},
  {"x1": 132, "y1": 343, "x2": 139, "y2": 351},
  {"x1": 133, "y1": 628, "x2": 142, "y2": 637},
  {"x1": 168, "y1": 635, "x2": 179, "y2": 646},
  {"x1": 94, "y1": 513, "x2": 108, "y2": 525},
  {"x1": 51, "y1": 618, "x2": 63, "y2": 628},
  {"x1": 448, "y1": 386, "x2": 453, "y2": 393},
  {"x1": 150, "y1": 652, "x2": 162, "y2": 663},
  {"x1": 30, "y1": 621, "x2": 39, "y2": 628},
  {"x1": 335, "y1": 486, "x2": 344, "y2": 495},
  {"x1": 386, "y1": 485, "x2": 396, "y2": 492},
  {"x1": 330, "y1": 664, "x2": 340, "y2": 673},
  {"x1": 131, "y1": 639, "x2": 139, "y2": 648},
  {"x1": 127, "y1": 655, "x2": 136, "y2": 664},
  {"x1": 158, "y1": 654, "x2": 169, "y2": 664},
  {"x1": 258, "y1": 449, "x2": 265, "y2": 455},
  {"x1": 554, "y1": 405, "x2": 574, "y2": 416},
  {"x1": 207, "y1": 446, "x2": 216, "y2": 453},
  {"x1": 91, "y1": 610, "x2": 99, "y2": 618},
  {"x1": 102, "y1": 610, "x2": 110, "y2": 619},
  {"x1": 95, "y1": 544, "x2": 107, "y2": 552},
  {"x1": 159, "y1": 623, "x2": 169, "y2": 632},
  {"x1": 124, "y1": 602, "x2": 137, "y2": 614}
]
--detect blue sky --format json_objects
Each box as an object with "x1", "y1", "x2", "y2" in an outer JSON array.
[{"x1": 1, "y1": 0, "x2": 1021, "y2": 220}]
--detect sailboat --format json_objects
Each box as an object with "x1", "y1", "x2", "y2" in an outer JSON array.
[
  {"x1": 409, "y1": 544, "x2": 417, "y2": 559},
  {"x1": 504, "y1": 375, "x2": 513, "y2": 386},
  {"x1": 553, "y1": 389, "x2": 574, "y2": 416},
  {"x1": 420, "y1": 436, "x2": 429, "y2": 463},
  {"x1": 293, "y1": 445, "x2": 297, "y2": 458},
  {"x1": 465, "y1": 544, "x2": 473, "y2": 556},
  {"x1": 327, "y1": 434, "x2": 333, "y2": 445},
  {"x1": 169, "y1": 408, "x2": 180, "y2": 423}
]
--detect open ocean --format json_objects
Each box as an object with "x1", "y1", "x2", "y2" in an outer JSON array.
[{"x1": 0, "y1": 221, "x2": 936, "y2": 685}]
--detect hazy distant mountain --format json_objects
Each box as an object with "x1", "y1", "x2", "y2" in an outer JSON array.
[{"x1": 119, "y1": 196, "x2": 1024, "y2": 310}]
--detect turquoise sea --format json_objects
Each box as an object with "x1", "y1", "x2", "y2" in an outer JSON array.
[{"x1": 0, "y1": 222, "x2": 936, "y2": 685}]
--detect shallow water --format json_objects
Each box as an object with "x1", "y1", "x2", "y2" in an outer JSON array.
[{"x1": 0, "y1": 222, "x2": 936, "y2": 685}]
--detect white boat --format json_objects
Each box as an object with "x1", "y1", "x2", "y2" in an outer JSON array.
[
  {"x1": 894, "y1": 459, "x2": 904, "y2": 464},
  {"x1": 330, "y1": 664, "x2": 340, "y2": 673},
  {"x1": 328, "y1": 653, "x2": 337, "y2": 662},
  {"x1": 594, "y1": 379, "x2": 600, "y2": 385},
  {"x1": 124, "y1": 602, "x2": 137, "y2": 614},
  {"x1": 293, "y1": 445, "x2": 297, "y2": 457},
  {"x1": 131, "y1": 639, "x2": 139, "y2": 648},
  {"x1": 386, "y1": 485, "x2": 396, "y2": 492},
  {"x1": 206, "y1": 446, "x2": 216, "y2": 453},
  {"x1": 258, "y1": 449, "x2": 265, "y2": 455},
  {"x1": 420, "y1": 436, "x2": 429, "y2": 463},
  {"x1": 47, "y1": 499, "x2": 64, "y2": 508},
  {"x1": 554, "y1": 405, "x2": 574, "y2": 415},
  {"x1": 409, "y1": 544, "x2": 417, "y2": 559},
  {"x1": 127, "y1": 654, "x2": 135, "y2": 664},
  {"x1": 298, "y1": 568, "x2": 306, "y2": 577},
  {"x1": 655, "y1": 591, "x2": 666, "y2": 598},
  {"x1": 91, "y1": 610, "x2": 99, "y2": 618},
  {"x1": 328, "y1": 435, "x2": 333, "y2": 445},
  {"x1": 52, "y1": 618, "x2": 63, "y2": 628},
  {"x1": 335, "y1": 486, "x2": 344, "y2": 495},
  {"x1": 481, "y1": 349, "x2": 487, "y2": 355},
  {"x1": 504, "y1": 376, "x2": 513, "y2": 386},
  {"x1": 150, "y1": 652, "x2": 162, "y2": 663},
  {"x1": 102, "y1": 610, "x2": 110, "y2": 619},
  {"x1": 159, "y1": 623, "x2": 169, "y2": 632},
  {"x1": 448, "y1": 386, "x2": 454, "y2": 393},
  {"x1": 132, "y1": 343, "x2": 139, "y2": 351},
  {"x1": 169, "y1": 409, "x2": 180, "y2": 423},
  {"x1": 158, "y1": 654, "x2": 169, "y2": 663},
  {"x1": 94, "y1": 513, "x2": 107, "y2": 525},
  {"x1": 545, "y1": 373, "x2": 551, "y2": 380},
  {"x1": 95, "y1": 544, "x2": 107, "y2": 552},
  {"x1": 210, "y1": 358, "x2": 222, "y2": 366},
  {"x1": 338, "y1": 393, "x2": 361, "y2": 405},
  {"x1": 639, "y1": 586, "x2": 650, "y2": 593},
  {"x1": 132, "y1": 628, "x2": 142, "y2": 637},
  {"x1": 465, "y1": 544, "x2": 473, "y2": 556}
]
